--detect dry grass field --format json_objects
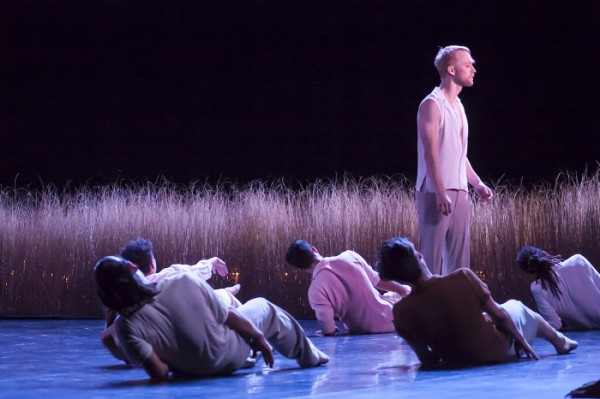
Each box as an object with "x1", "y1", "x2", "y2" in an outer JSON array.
[{"x1": 1, "y1": 171, "x2": 599, "y2": 318}]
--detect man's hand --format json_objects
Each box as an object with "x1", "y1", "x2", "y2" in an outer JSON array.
[
  {"x1": 481, "y1": 293, "x2": 540, "y2": 362},
  {"x1": 250, "y1": 335, "x2": 274, "y2": 368},
  {"x1": 105, "y1": 308, "x2": 118, "y2": 327},
  {"x1": 143, "y1": 351, "x2": 170, "y2": 380},
  {"x1": 224, "y1": 308, "x2": 275, "y2": 368},
  {"x1": 514, "y1": 339, "x2": 539, "y2": 361},
  {"x1": 316, "y1": 327, "x2": 339, "y2": 337},
  {"x1": 436, "y1": 192, "x2": 453, "y2": 215},
  {"x1": 207, "y1": 257, "x2": 229, "y2": 277},
  {"x1": 474, "y1": 182, "x2": 493, "y2": 202},
  {"x1": 399, "y1": 284, "x2": 412, "y2": 297}
]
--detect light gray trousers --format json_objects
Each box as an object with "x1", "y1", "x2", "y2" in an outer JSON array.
[
  {"x1": 416, "y1": 189, "x2": 471, "y2": 275},
  {"x1": 238, "y1": 298, "x2": 325, "y2": 367}
]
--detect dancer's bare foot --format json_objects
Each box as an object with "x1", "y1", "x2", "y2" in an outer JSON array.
[
  {"x1": 225, "y1": 284, "x2": 241, "y2": 296},
  {"x1": 555, "y1": 333, "x2": 578, "y2": 354}
]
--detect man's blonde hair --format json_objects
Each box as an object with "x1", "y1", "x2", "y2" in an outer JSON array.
[{"x1": 434, "y1": 45, "x2": 471, "y2": 76}]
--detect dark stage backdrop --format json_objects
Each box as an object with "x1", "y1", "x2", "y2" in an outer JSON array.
[{"x1": 1, "y1": 1, "x2": 599, "y2": 187}]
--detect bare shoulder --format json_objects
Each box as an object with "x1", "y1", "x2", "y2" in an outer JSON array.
[
  {"x1": 417, "y1": 98, "x2": 441, "y2": 130},
  {"x1": 418, "y1": 97, "x2": 440, "y2": 115},
  {"x1": 454, "y1": 267, "x2": 475, "y2": 277},
  {"x1": 454, "y1": 268, "x2": 484, "y2": 284}
]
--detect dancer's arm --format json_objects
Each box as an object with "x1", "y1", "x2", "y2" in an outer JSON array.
[
  {"x1": 142, "y1": 350, "x2": 170, "y2": 380},
  {"x1": 105, "y1": 308, "x2": 117, "y2": 328},
  {"x1": 312, "y1": 303, "x2": 338, "y2": 336},
  {"x1": 418, "y1": 99, "x2": 452, "y2": 215},
  {"x1": 348, "y1": 251, "x2": 410, "y2": 297},
  {"x1": 376, "y1": 279, "x2": 411, "y2": 297},
  {"x1": 483, "y1": 297, "x2": 539, "y2": 360},
  {"x1": 403, "y1": 337, "x2": 440, "y2": 366},
  {"x1": 466, "y1": 158, "x2": 493, "y2": 201},
  {"x1": 100, "y1": 324, "x2": 129, "y2": 363},
  {"x1": 224, "y1": 308, "x2": 274, "y2": 367}
]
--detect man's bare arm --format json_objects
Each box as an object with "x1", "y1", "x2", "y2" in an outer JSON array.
[
  {"x1": 404, "y1": 337, "x2": 440, "y2": 366},
  {"x1": 375, "y1": 279, "x2": 411, "y2": 297},
  {"x1": 105, "y1": 308, "x2": 117, "y2": 326},
  {"x1": 310, "y1": 300, "x2": 339, "y2": 337},
  {"x1": 482, "y1": 296, "x2": 539, "y2": 360},
  {"x1": 466, "y1": 158, "x2": 493, "y2": 201},
  {"x1": 224, "y1": 308, "x2": 274, "y2": 367},
  {"x1": 100, "y1": 325, "x2": 129, "y2": 363},
  {"x1": 142, "y1": 350, "x2": 170, "y2": 380},
  {"x1": 418, "y1": 99, "x2": 452, "y2": 215}
]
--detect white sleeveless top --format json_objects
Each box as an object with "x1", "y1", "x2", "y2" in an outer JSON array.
[{"x1": 416, "y1": 87, "x2": 468, "y2": 192}]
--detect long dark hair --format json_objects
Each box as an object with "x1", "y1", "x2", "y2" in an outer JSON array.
[
  {"x1": 94, "y1": 256, "x2": 159, "y2": 311},
  {"x1": 516, "y1": 246, "x2": 563, "y2": 299}
]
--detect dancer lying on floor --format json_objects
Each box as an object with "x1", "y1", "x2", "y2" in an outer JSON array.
[
  {"x1": 121, "y1": 237, "x2": 241, "y2": 306},
  {"x1": 285, "y1": 240, "x2": 410, "y2": 336},
  {"x1": 101, "y1": 238, "x2": 241, "y2": 362},
  {"x1": 94, "y1": 256, "x2": 329, "y2": 380},
  {"x1": 516, "y1": 245, "x2": 600, "y2": 331},
  {"x1": 376, "y1": 237, "x2": 578, "y2": 367}
]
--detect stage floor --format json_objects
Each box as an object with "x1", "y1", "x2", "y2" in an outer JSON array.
[{"x1": 1, "y1": 319, "x2": 598, "y2": 398}]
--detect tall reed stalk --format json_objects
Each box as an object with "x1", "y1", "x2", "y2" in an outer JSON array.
[{"x1": 1, "y1": 172, "x2": 599, "y2": 318}]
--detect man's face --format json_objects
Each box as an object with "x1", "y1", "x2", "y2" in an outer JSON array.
[
  {"x1": 449, "y1": 50, "x2": 476, "y2": 87},
  {"x1": 415, "y1": 250, "x2": 427, "y2": 270}
]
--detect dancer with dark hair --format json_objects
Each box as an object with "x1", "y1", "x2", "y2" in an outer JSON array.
[
  {"x1": 120, "y1": 238, "x2": 240, "y2": 306},
  {"x1": 94, "y1": 256, "x2": 328, "y2": 380},
  {"x1": 376, "y1": 237, "x2": 578, "y2": 367},
  {"x1": 285, "y1": 240, "x2": 410, "y2": 336},
  {"x1": 101, "y1": 238, "x2": 241, "y2": 363},
  {"x1": 121, "y1": 237, "x2": 230, "y2": 278},
  {"x1": 516, "y1": 246, "x2": 600, "y2": 330}
]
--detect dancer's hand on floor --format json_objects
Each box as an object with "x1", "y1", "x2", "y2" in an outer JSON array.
[
  {"x1": 251, "y1": 335, "x2": 274, "y2": 368},
  {"x1": 514, "y1": 340, "x2": 539, "y2": 360}
]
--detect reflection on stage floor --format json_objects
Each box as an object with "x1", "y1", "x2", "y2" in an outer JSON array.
[{"x1": 1, "y1": 319, "x2": 598, "y2": 398}]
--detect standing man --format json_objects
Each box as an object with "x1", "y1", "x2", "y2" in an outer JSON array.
[{"x1": 416, "y1": 45, "x2": 493, "y2": 275}]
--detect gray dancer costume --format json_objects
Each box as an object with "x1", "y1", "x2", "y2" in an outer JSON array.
[{"x1": 115, "y1": 273, "x2": 328, "y2": 376}]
